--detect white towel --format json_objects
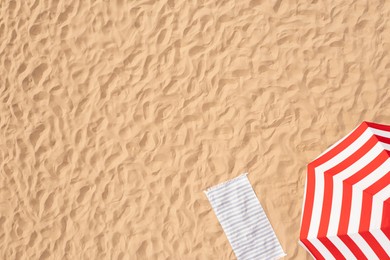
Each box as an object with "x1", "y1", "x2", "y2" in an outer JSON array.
[{"x1": 204, "y1": 173, "x2": 286, "y2": 260}]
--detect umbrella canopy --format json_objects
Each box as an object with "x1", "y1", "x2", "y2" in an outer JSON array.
[{"x1": 299, "y1": 121, "x2": 390, "y2": 259}]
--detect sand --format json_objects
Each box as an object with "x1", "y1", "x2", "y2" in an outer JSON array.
[{"x1": 1, "y1": 0, "x2": 390, "y2": 259}]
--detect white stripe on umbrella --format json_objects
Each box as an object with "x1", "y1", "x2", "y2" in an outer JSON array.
[
  {"x1": 327, "y1": 236, "x2": 356, "y2": 260},
  {"x1": 371, "y1": 127, "x2": 390, "y2": 139},
  {"x1": 348, "y1": 159, "x2": 390, "y2": 232},
  {"x1": 371, "y1": 229, "x2": 390, "y2": 254},
  {"x1": 349, "y1": 233, "x2": 378, "y2": 259},
  {"x1": 370, "y1": 185, "x2": 390, "y2": 230},
  {"x1": 306, "y1": 238, "x2": 335, "y2": 260}
]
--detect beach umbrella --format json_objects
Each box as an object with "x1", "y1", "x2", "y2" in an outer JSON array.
[{"x1": 299, "y1": 121, "x2": 390, "y2": 259}]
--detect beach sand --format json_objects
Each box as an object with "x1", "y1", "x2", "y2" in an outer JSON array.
[{"x1": 1, "y1": 0, "x2": 390, "y2": 259}]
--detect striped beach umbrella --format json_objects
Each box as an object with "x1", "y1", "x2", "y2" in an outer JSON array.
[{"x1": 299, "y1": 121, "x2": 390, "y2": 259}]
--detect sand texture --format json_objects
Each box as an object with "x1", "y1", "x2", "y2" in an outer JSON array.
[{"x1": 1, "y1": 0, "x2": 390, "y2": 259}]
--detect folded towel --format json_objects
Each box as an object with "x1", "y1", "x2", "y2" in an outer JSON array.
[{"x1": 204, "y1": 173, "x2": 286, "y2": 260}]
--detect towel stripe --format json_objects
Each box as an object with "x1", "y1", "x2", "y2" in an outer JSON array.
[{"x1": 205, "y1": 173, "x2": 286, "y2": 260}]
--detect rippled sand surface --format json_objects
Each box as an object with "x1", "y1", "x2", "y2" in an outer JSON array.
[{"x1": 1, "y1": 0, "x2": 390, "y2": 259}]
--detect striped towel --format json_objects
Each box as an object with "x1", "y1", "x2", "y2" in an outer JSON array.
[{"x1": 204, "y1": 173, "x2": 286, "y2": 260}]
